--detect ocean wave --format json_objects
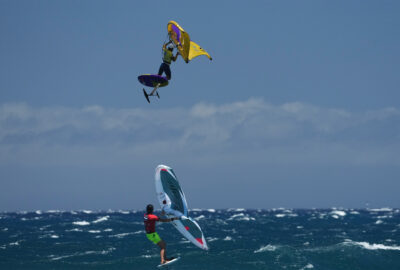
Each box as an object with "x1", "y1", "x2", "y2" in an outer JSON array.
[
  {"x1": 343, "y1": 240, "x2": 400, "y2": 251},
  {"x1": 109, "y1": 231, "x2": 143, "y2": 238},
  {"x1": 330, "y1": 210, "x2": 346, "y2": 218},
  {"x1": 300, "y1": 263, "x2": 314, "y2": 269},
  {"x1": 194, "y1": 215, "x2": 205, "y2": 221},
  {"x1": 369, "y1": 208, "x2": 393, "y2": 212},
  {"x1": 228, "y1": 213, "x2": 255, "y2": 221},
  {"x1": 88, "y1": 230, "x2": 101, "y2": 234},
  {"x1": 73, "y1": 221, "x2": 90, "y2": 226},
  {"x1": 206, "y1": 237, "x2": 218, "y2": 242},
  {"x1": 223, "y1": 236, "x2": 233, "y2": 241},
  {"x1": 93, "y1": 216, "x2": 109, "y2": 224},
  {"x1": 254, "y1": 244, "x2": 278, "y2": 253},
  {"x1": 49, "y1": 247, "x2": 115, "y2": 261}
]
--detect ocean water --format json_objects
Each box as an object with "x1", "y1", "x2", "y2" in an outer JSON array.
[{"x1": 0, "y1": 208, "x2": 399, "y2": 270}]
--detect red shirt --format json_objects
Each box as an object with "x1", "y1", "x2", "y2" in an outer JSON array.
[{"x1": 144, "y1": 213, "x2": 159, "y2": 233}]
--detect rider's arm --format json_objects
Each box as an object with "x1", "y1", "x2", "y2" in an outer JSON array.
[{"x1": 159, "y1": 217, "x2": 179, "y2": 222}]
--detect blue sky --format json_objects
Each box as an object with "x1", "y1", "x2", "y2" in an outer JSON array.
[{"x1": 1, "y1": 1, "x2": 399, "y2": 211}]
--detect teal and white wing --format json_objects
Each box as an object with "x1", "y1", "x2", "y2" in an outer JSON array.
[
  {"x1": 155, "y1": 165, "x2": 188, "y2": 217},
  {"x1": 172, "y1": 216, "x2": 208, "y2": 250}
]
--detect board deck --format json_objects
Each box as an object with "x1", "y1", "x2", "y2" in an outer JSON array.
[
  {"x1": 157, "y1": 257, "x2": 180, "y2": 268},
  {"x1": 138, "y1": 74, "x2": 168, "y2": 88}
]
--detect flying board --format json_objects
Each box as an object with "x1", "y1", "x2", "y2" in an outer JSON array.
[
  {"x1": 155, "y1": 165, "x2": 209, "y2": 250},
  {"x1": 138, "y1": 74, "x2": 168, "y2": 103},
  {"x1": 157, "y1": 257, "x2": 180, "y2": 268}
]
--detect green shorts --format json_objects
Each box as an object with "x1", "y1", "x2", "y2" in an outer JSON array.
[{"x1": 146, "y1": 232, "x2": 161, "y2": 244}]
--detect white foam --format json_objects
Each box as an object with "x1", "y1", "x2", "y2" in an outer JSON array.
[
  {"x1": 344, "y1": 240, "x2": 400, "y2": 251},
  {"x1": 369, "y1": 208, "x2": 393, "y2": 212},
  {"x1": 194, "y1": 215, "x2": 205, "y2": 221},
  {"x1": 376, "y1": 220, "x2": 383, "y2": 224},
  {"x1": 207, "y1": 237, "x2": 218, "y2": 242},
  {"x1": 35, "y1": 210, "x2": 42, "y2": 215},
  {"x1": 88, "y1": 230, "x2": 101, "y2": 234},
  {"x1": 223, "y1": 236, "x2": 233, "y2": 241},
  {"x1": 275, "y1": 214, "x2": 286, "y2": 218},
  {"x1": 207, "y1": 209, "x2": 216, "y2": 213},
  {"x1": 49, "y1": 254, "x2": 75, "y2": 261},
  {"x1": 109, "y1": 232, "x2": 136, "y2": 238},
  {"x1": 254, "y1": 244, "x2": 277, "y2": 253},
  {"x1": 104, "y1": 228, "x2": 113, "y2": 232},
  {"x1": 330, "y1": 210, "x2": 346, "y2": 217},
  {"x1": 47, "y1": 210, "x2": 62, "y2": 213},
  {"x1": 118, "y1": 210, "x2": 130, "y2": 214},
  {"x1": 228, "y1": 213, "x2": 255, "y2": 221},
  {"x1": 301, "y1": 264, "x2": 314, "y2": 269},
  {"x1": 50, "y1": 235, "x2": 59, "y2": 239},
  {"x1": 9, "y1": 241, "x2": 20, "y2": 246},
  {"x1": 82, "y1": 210, "x2": 93, "y2": 214},
  {"x1": 93, "y1": 216, "x2": 109, "y2": 224},
  {"x1": 73, "y1": 221, "x2": 90, "y2": 226},
  {"x1": 67, "y1": 228, "x2": 82, "y2": 232}
]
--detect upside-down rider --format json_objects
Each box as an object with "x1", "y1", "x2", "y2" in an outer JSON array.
[{"x1": 144, "y1": 204, "x2": 179, "y2": 265}]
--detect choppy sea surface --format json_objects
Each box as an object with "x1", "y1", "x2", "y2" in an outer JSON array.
[{"x1": 0, "y1": 208, "x2": 399, "y2": 270}]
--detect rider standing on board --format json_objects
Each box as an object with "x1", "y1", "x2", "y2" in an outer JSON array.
[{"x1": 144, "y1": 204, "x2": 179, "y2": 265}]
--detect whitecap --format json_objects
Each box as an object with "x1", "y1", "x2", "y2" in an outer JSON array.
[
  {"x1": 104, "y1": 228, "x2": 113, "y2": 232},
  {"x1": 51, "y1": 235, "x2": 59, "y2": 239},
  {"x1": 66, "y1": 228, "x2": 82, "y2": 232},
  {"x1": 88, "y1": 230, "x2": 101, "y2": 234},
  {"x1": 330, "y1": 210, "x2": 346, "y2": 217},
  {"x1": 73, "y1": 221, "x2": 90, "y2": 226},
  {"x1": 350, "y1": 211, "x2": 360, "y2": 215},
  {"x1": 369, "y1": 208, "x2": 392, "y2": 212},
  {"x1": 46, "y1": 210, "x2": 62, "y2": 214},
  {"x1": 207, "y1": 209, "x2": 216, "y2": 213},
  {"x1": 194, "y1": 215, "x2": 205, "y2": 221},
  {"x1": 49, "y1": 254, "x2": 75, "y2": 261},
  {"x1": 344, "y1": 240, "x2": 400, "y2": 251},
  {"x1": 109, "y1": 232, "x2": 136, "y2": 238},
  {"x1": 301, "y1": 264, "x2": 314, "y2": 269},
  {"x1": 375, "y1": 220, "x2": 383, "y2": 225},
  {"x1": 228, "y1": 213, "x2": 255, "y2": 221},
  {"x1": 275, "y1": 214, "x2": 285, "y2": 218},
  {"x1": 223, "y1": 236, "x2": 232, "y2": 241},
  {"x1": 82, "y1": 210, "x2": 93, "y2": 214},
  {"x1": 254, "y1": 244, "x2": 277, "y2": 253},
  {"x1": 35, "y1": 210, "x2": 42, "y2": 215},
  {"x1": 119, "y1": 210, "x2": 130, "y2": 214},
  {"x1": 93, "y1": 216, "x2": 109, "y2": 224},
  {"x1": 207, "y1": 237, "x2": 218, "y2": 242}
]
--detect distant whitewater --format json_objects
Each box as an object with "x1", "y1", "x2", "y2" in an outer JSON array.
[{"x1": 0, "y1": 209, "x2": 399, "y2": 269}]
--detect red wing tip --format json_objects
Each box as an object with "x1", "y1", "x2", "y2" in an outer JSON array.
[
  {"x1": 196, "y1": 238, "x2": 204, "y2": 245},
  {"x1": 160, "y1": 169, "x2": 168, "y2": 172}
]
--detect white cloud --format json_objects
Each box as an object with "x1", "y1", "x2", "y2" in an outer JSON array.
[{"x1": 0, "y1": 99, "x2": 399, "y2": 167}]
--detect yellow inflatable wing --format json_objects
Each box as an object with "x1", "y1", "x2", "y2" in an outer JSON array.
[
  {"x1": 189, "y1": 41, "x2": 212, "y2": 61},
  {"x1": 167, "y1": 21, "x2": 190, "y2": 63}
]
